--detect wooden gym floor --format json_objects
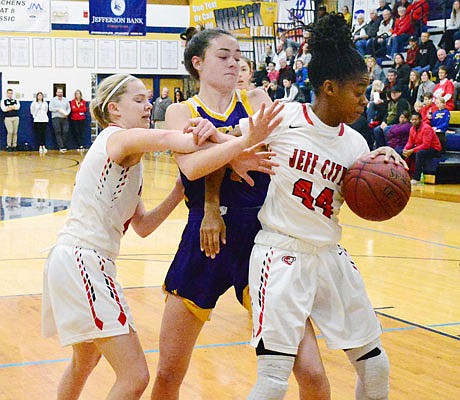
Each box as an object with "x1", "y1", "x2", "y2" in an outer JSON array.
[{"x1": 0, "y1": 150, "x2": 459, "y2": 399}]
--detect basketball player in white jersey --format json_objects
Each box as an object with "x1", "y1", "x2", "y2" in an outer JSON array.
[
  {"x1": 243, "y1": 15, "x2": 408, "y2": 400},
  {"x1": 41, "y1": 73, "x2": 282, "y2": 399}
]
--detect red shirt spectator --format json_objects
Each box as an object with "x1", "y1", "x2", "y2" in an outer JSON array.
[
  {"x1": 70, "y1": 93, "x2": 87, "y2": 121},
  {"x1": 432, "y1": 67, "x2": 455, "y2": 110},
  {"x1": 404, "y1": 121, "x2": 442, "y2": 153},
  {"x1": 407, "y1": 0, "x2": 429, "y2": 26},
  {"x1": 393, "y1": 12, "x2": 415, "y2": 36}
]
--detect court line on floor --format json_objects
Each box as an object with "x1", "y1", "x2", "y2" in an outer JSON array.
[
  {"x1": 343, "y1": 223, "x2": 460, "y2": 251},
  {"x1": 376, "y1": 311, "x2": 460, "y2": 341},
  {"x1": 2, "y1": 319, "x2": 459, "y2": 369}
]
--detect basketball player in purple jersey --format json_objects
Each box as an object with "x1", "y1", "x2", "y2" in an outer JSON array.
[
  {"x1": 152, "y1": 28, "x2": 331, "y2": 400},
  {"x1": 243, "y1": 15, "x2": 407, "y2": 400}
]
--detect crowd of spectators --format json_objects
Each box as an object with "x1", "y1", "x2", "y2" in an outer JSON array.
[{"x1": 249, "y1": 1, "x2": 458, "y2": 183}]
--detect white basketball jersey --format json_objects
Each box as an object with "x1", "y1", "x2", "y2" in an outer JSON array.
[
  {"x1": 246, "y1": 103, "x2": 369, "y2": 246},
  {"x1": 58, "y1": 126, "x2": 143, "y2": 257}
]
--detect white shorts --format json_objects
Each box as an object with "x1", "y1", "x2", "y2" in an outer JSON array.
[
  {"x1": 42, "y1": 244, "x2": 135, "y2": 347},
  {"x1": 249, "y1": 230, "x2": 382, "y2": 354}
]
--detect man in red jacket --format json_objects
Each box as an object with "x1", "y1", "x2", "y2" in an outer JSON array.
[
  {"x1": 389, "y1": 6, "x2": 415, "y2": 57},
  {"x1": 403, "y1": 111, "x2": 442, "y2": 184},
  {"x1": 407, "y1": 0, "x2": 429, "y2": 39}
]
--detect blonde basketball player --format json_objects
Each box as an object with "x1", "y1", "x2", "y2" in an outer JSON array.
[{"x1": 41, "y1": 73, "x2": 282, "y2": 400}]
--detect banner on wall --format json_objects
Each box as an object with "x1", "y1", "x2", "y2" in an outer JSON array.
[
  {"x1": 89, "y1": 0, "x2": 146, "y2": 36},
  {"x1": 0, "y1": 0, "x2": 51, "y2": 33},
  {"x1": 276, "y1": 0, "x2": 316, "y2": 25},
  {"x1": 189, "y1": 0, "x2": 277, "y2": 38}
]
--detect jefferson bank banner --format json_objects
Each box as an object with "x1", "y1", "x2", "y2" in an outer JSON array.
[
  {"x1": 0, "y1": 0, "x2": 51, "y2": 33},
  {"x1": 190, "y1": 0, "x2": 277, "y2": 38},
  {"x1": 89, "y1": 0, "x2": 146, "y2": 36}
]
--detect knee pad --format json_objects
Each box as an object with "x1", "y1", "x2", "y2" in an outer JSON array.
[
  {"x1": 247, "y1": 355, "x2": 295, "y2": 400},
  {"x1": 345, "y1": 339, "x2": 390, "y2": 400}
]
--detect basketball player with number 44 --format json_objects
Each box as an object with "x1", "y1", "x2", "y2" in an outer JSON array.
[{"x1": 240, "y1": 14, "x2": 409, "y2": 400}]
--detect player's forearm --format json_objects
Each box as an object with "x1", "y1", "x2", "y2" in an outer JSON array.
[
  {"x1": 204, "y1": 168, "x2": 226, "y2": 211},
  {"x1": 174, "y1": 136, "x2": 246, "y2": 181},
  {"x1": 132, "y1": 185, "x2": 184, "y2": 237}
]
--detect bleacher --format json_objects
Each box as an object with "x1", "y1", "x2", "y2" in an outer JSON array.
[{"x1": 425, "y1": 110, "x2": 460, "y2": 184}]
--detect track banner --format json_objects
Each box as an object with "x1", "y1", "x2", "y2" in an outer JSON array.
[
  {"x1": 0, "y1": 0, "x2": 51, "y2": 33},
  {"x1": 89, "y1": 0, "x2": 146, "y2": 36},
  {"x1": 189, "y1": 0, "x2": 277, "y2": 38}
]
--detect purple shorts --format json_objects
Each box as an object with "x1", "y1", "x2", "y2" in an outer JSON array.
[{"x1": 164, "y1": 207, "x2": 261, "y2": 309}]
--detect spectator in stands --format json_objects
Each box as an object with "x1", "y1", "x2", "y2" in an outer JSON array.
[
  {"x1": 370, "y1": 9, "x2": 394, "y2": 58},
  {"x1": 403, "y1": 111, "x2": 442, "y2": 185},
  {"x1": 49, "y1": 87, "x2": 70, "y2": 153},
  {"x1": 351, "y1": 14, "x2": 367, "y2": 43},
  {"x1": 367, "y1": 79, "x2": 387, "y2": 128},
  {"x1": 317, "y1": 5, "x2": 328, "y2": 20},
  {"x1": 273, "y1": 41, "x2": 285, "y2": 69},
  {"x1": 296, "y1": 30, "x2": 311, "y2": 59},
  {"x1": 280, "y1": 77, "x2": 299, "y2": 103},
  {"x1": 451, "y1": 39, "x2": 460, "y2": 104},
  {"x1": 392, "y1": 0, "x2": 411, "y2": 19},
  {"x1": 385, "y1": 110, "x2": 411, "y2": 154},
  {"x1": 277, "y1": 58, "x2": 296, "y2": 86},
  {"x1": 413, "y1": 32, "x2": 438, "y2": 73},
  {"x1": 174, "y1": 89, "x2": 185, "y2": 103},
  {"x1": 267, "y1": 80, "x2": 284, "y2": 101},
  {"x1": 376, "y1": 0, "x2": 392, "y2": 19},
  {"x1": 383, "y1": 68, "x2": 399, "y2": 99},
  {"x1": 389, "y1": 6, "x2": 415, "y2": 57},
  {"x1": 278, "y1": 30, "x2": 300, "y2": 53},
  {"x1": 431, "y1": 96, "x2": 451, "y2": 150},
  {"x1": 1, "y1": 88, "x2": 20, "y2": 152},
  {"x1": 296, "y1": 42, "x2": 311, "y2": 66},
  {"x1": 294, "y1": 59, "x2": 308, "y2": 88},
  {"x1": 406, "y1": 36, "x2": 419, "y2": 67},
  {"x1": 259, "y1": 44, "x2": 275, "y2": 66},
  {"x1": 252, "y1": 62, "x2": 268, "y2": 87},
  {"x1": 407, "y1": 70, "x2": 421, "y2": 108},
  {"x1": 285, "y1": 46, "x2": 296, "y2": 67},
  {"x1": 354, "y1": 9, "x2": 381, "y2": 56},
  {"x1": 374, "y1": 84, "x2": 411, "y2": 148},
  {"x1": 407, "y1": 0, "x2": 429, "y2": 39},
  {"x1": 394, "y1": 53, "x2": 411, "y2": 86},
  {"x1": 367, "y1": 56, "x2": 386, "y2": 84},
  {"x1": 260, "y1": 78, "x2": 270, "y2": 94},
  {"x1": 432, "y1": 48, "x2": 455, "y2": 79},
  {"x1": 437, "y1": 0, "x2": 460, "y2": 52},
  {"x1": 420, "y1": 92, "x2": 436, "y2": 124},
  {"x1": 266, "y1": 61, "x2": 279, "y2": 83},
  {"x1": 417, "y1": 70, "x2": 436, "y2": 101},
  {"x1": 433, "y1": 65, "x2": 456, "y2": 110},
  {"x1": 342, "y1": 5, "x2": 352, "y2": 27}
]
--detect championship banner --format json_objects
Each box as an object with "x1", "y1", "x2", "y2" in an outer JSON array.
[
  {"x1": 190, "y1": 0, "x2": 277, "y2": 38},
  {"x1": 89, "y1": 0, "x2": 146, "y2": 36},
  {"x1": 0, "y1": 0, "x2": 50, "y2": 33}
]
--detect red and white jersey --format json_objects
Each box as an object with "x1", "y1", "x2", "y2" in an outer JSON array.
[
  {"x1": 245, "y1": 103, "x2": 369, "y2": 247},
  {"x1": 58, "y1": 126, "x2": 143, "y2": 258}
]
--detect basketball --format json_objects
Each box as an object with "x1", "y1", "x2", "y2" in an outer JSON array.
[{"x1": 342, "y1": 154, "x2": 411, "y2": 221}]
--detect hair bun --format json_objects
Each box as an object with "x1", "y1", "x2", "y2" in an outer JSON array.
[
  {"x1": 180, "y1": 26, "x2": 204, "y2": 43},
  {"x1": 309, "y1": 13, "x2": 353, "y2": 55}
]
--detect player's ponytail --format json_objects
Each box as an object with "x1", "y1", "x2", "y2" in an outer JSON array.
[{"x1": 308, "y1": 13, "x2": 367, "y2": 93}]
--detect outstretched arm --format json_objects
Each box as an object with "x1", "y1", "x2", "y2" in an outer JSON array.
[{"x1": 130, "y1": 175, "x2": 184, "y2": 238}]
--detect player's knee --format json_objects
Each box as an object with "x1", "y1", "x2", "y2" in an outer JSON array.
[
  {"x1": 247, "y1": 354, "x2": 295, "y2": 400},
  {"x1": 71, "y1": 352, "x2": 101, "y2": 376},
  {"x1": 346, "y1": 341, "x2": 390, "y2": 400},
  {"x1": 154, "y1": 364, "x2": 185, "y2": 388},
  {"x1": 295, "y1": 366, "x2": 330, "y2": 395}
]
